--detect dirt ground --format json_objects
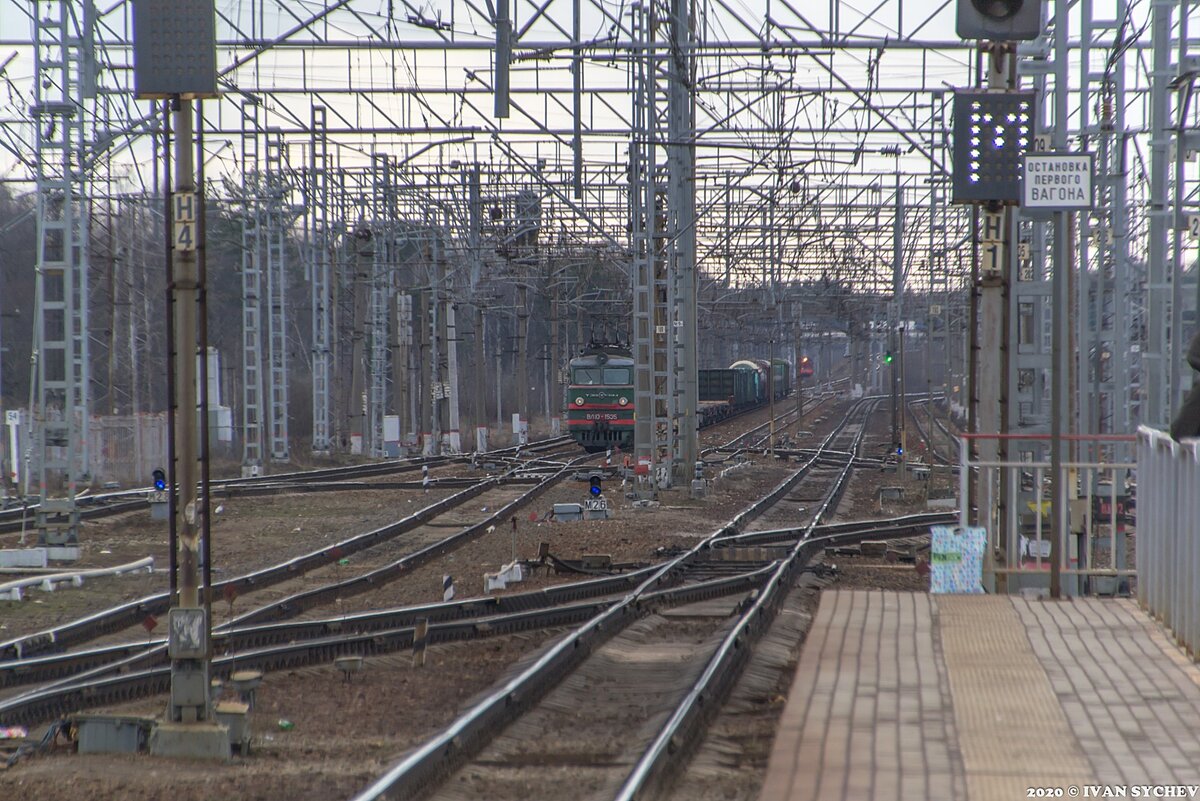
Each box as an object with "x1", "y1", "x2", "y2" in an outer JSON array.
[
  {"x1": 0, "y1": 397, "x2": 952, "y2": 799},
  {"x1": 1, "y1": 631, "x2": 563, "y2": 800},
  {"x1": 0, "y1": 479, "x2": 465, "y2": 640},
  {"x1": 0, "y1": 402, "x2": 815, "y2": 644}
]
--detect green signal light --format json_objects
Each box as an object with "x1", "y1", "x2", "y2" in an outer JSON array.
[{"x1": 884, "y1": 351, "x2": 894, "y2": 364}]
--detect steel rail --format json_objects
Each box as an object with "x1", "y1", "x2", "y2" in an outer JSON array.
[
  {"x1": 0, "y1": 562, "x2": 781, "y2": 728},
  {"x1": 0, "y1": 436, "x2": 574, "y2": 528},
  {"x1": 0, "y1": 406, "x2": 780, "y2": 671},
  {"x1": 924, "y1": 401, "x2": 964, "y2": 458},
  {"x1": 0, "y1": 564, "x2": 670, "y2": 689},
  {"x1": 905, "y1": 398, "x2": 955, "y2": 467},
  {"x1": 709, "y1": 445, "x2": 882, "y2": 467},
  {"x1": 0, "y1": 474, "x2": 528, "y2": 660},
  {"x1": 0, "y1": 454, "x2": 593, "y2": 701},
  {"x1": 713, "y1": 511, "x2": 958, "y2": 546},
  {"x1": 222, "y1": 464, "x2": 581, "y2": 629},
  {"x1": 350, "y1": 397, "x2": 877, "y2": 801},
  {"x1": 611, "y1": 400, "x2": 880, "y2": 799},
  {"x1": 9, "y1": 443, "x2": 931, "y2": 690}
]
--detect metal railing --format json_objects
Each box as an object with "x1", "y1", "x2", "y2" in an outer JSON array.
[
  {"x1": 1137, "y1": 426, "x2": 1199, "y2": 655},
  {"x1": 959, "y1": 433, "x2": 1136, "y2": 595}
]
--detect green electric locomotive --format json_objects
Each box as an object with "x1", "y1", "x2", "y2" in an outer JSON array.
[{"x1": 565, "y1": 344, "x2": 635, "y2": 452}]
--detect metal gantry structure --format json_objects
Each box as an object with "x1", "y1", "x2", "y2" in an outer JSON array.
[
  {"x1": 29, "y1": 0, "x2": 92, "y2": 543},
  {"x1": 1145, "y1": 0, "x2": 1200, "y2": 430},
  {"x1": 307, "y1": 104, "x2": 334, "y2": 454},
  {"x1": 2, "y1": 0, "x2": 1200, "y2": 514},
  {"x1": 239, "y1": 100, "x2": 265, "y2": 474}
]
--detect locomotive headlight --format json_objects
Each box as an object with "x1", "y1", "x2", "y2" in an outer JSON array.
[
  {"x1": 575, "y1": 397, "x2": 585, "y2": 406},
  {"x1": 618, "y1": 397, "x2": 628, "y2": 406}
]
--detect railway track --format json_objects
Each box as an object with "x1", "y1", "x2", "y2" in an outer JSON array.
[
  {"x1": 0, "y1": 400, "x2": 806, "y2": 661},
  {"x1": 349, "y1": 398, "x2": 883, "y2": 801},
  {"x1": 906, "y1": 398, "x2": 959, "y2": 466},
  {"x1": 0, "y1": 400, "x2": 829, "y2": 725},
  {"x1": 0, "y1": 436, "x2": 577, "y2": 537},
  {"x1": 0, "y1": 395, "x2": 952, "y2": 801},
  {"x1": 0, "y1": 461, "x2": 574, "y2": 661}
]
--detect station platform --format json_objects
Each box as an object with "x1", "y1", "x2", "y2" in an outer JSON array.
[{"x1": 762, "y1": 591, "x2": 1200, "y2": 801}]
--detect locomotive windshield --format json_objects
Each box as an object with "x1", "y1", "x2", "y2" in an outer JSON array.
[
  {"x1": 573, "y1": 367, "x2": 632, "y2": 384},
  {"x1": 603, "y1": 367, "x2": 632, "y2": 384}
]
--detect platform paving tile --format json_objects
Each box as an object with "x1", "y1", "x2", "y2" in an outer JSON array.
[
  {"x1": 937, "y1": 595, "x2": 1093, "y2": 801},
  {"x1": 761, "y1": 590, "x2": 1200, "y2": 801},
  {"x1": 1013, "y1": 597, "x2": 1200, "y2": 787},
  {"x1": 760, "y1": 591, "x2": 966, "y2": 801}
]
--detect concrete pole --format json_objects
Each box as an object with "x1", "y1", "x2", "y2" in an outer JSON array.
[
  {"x1": 1050, "y1": 210, "x2": 1068, "y2": 599},
  {"x1": 494, "y1": 0, "x2": 510, "y2": 118},
  {"x1": 542, "y1": 344, "x2": 550, "y2": 423},
  {"x1": 517, "y1": 282, "x2": 529, "y2": 442},
  {"x1": 348, "y1": 230, "x2": 370, "y2": 452},
  {"x1": 669, "y1": 0, "x2": 698, "y2": 478},
  {"x1": 430, "y1": 243, "x2": 445, "y2": 454},
  {"x1": 393, "y1": 292, "x2": 409, "y2": 447},
  {"x1": 974, "y1": 46, "x2": 1015, "y2": 590},
  {"x1": 550, "y1": 275, "x2": 561, "y2": 435},
  {"x1": 446, "y1": 299, "x2": 461, "y2": 453},
  {"x1": 899, "y1": 326, "x2": 907, "y2": 478},
  {"x1": 571, "y1": 0, "x2": 583, "y2": 198},
  {"x1": 1048, "y1": 0, "x2": 1073, "y2": 600},
  {"x1": 418, "y1": 284, "x2": 432, "y2": 454},
  {"x1": 167, "y1": 99, "x2": 211, "y2": 726},
  {"x1": 795, "y1": 322, "x2": 804, "y2": 420},
  {"x1": 893, "y1": 176, "x2": 903, "y2": 462},
  {"x1": 475, "y1": 305, "x2": 487, "y2": 452},
  {"x1": 496, "y1": 351, "x2": 503, "y2": 430},
  {"x1": 172, "y1": 100, "x2": 199, "y2": 612},
  {"x1": 768, "y1": 335, "x2": 776, "y2": 456}
]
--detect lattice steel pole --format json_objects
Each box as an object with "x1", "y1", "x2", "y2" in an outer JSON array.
[
  {"x1": 308, "y1": 105, "x2": 332, "y2": 454},
  {"x1": 264, "y1": 128, "x2": 289, "y2": 462},
  {"x1": 31, "y1": 0, "x2": 91, "y2": 548},
  {"x1": 239, "y1": 101, "x2": 264, "y2": 475}
]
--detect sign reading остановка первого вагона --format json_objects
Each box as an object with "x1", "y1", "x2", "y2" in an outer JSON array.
[{"x1": 1021, "y1": 153, "x2": 1095, "y2": 211}]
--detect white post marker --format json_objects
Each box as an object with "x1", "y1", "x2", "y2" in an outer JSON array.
[
  {"x1": 442, "y1": 574, "x2": 455, "y2": 602},
  {"x1": 4, "y1": 410, "x2": 19, "y2": 489}
]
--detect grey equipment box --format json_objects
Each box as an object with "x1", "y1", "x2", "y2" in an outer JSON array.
[{"x1": 73, "y1": 713, "x2": 155, "y2": 754}]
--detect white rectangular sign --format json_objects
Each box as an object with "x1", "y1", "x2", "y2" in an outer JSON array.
[{"x1": 1021, "y1": 153, "x2": 1094, "y2": 210}]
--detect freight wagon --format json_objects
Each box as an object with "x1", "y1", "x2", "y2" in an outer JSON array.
[{"x1": 567, "y1": 347, "x2": 792, "y2": 452}]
